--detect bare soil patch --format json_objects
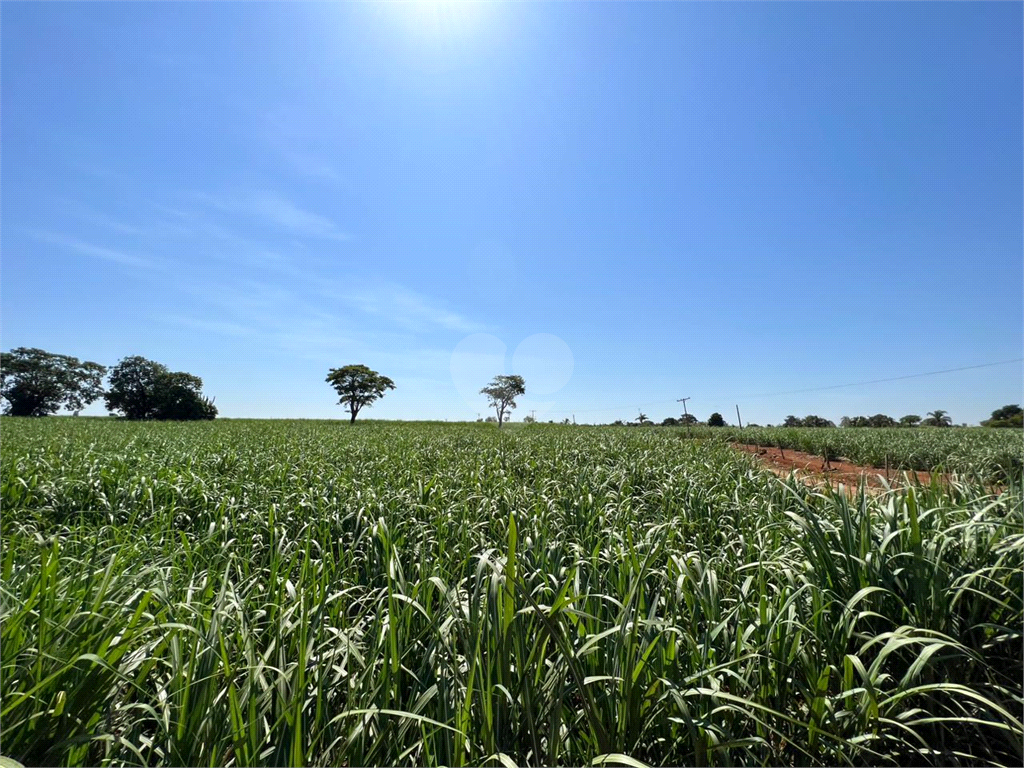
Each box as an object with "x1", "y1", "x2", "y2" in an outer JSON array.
[{"x1": 733, "y1": 443, "x2": 943, "y2": 493}]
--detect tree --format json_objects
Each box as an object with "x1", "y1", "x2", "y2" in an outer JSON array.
[
  {"x1": 105, "y1": 356, "x2": 217, "y2": 420},
  {"x1": 923, "y1": 409, "x2": 952, "y2": 427},
  {"x1": 152, "y1": 371, "x2": 218, "y2": 420},
  {"x1": 782, "y1": 415, "x2": 802, "y2": 428},
  {"x1": 708, "y1": 412, "x2": 726, "y2": 427},
  {"x1": 635, "y1": 412, "x2": 651, "y2": 425},
  {"x1": 1, "y1": 347, "x2": 106, "y2": 416},
  {"x1": 802, "y1": 415, "x2": 836, "y2": 428},
  {"x1": 661, "y1": 416, "x2": 679, "y2": 427},
  {"x1": 899, "y1": 415, "x2": 922, "y2": 427},
  {"x1": 991, "y1": 404, "x2": 1022, "y2": 421},
  {"x1": 983, "y1": 404, "x2": 1023, "y2": 428},
  {"x1": 679, "y1": 413, "x2": 698, "y2": 425},
  {"x1": 867, "y1": 414, "x2": 896, "y2": 428},
  {"x1": 480, "y1": 374, "x2": 525, "y2": 428},
  {"x1": 326, "y1": 364, "x2": 395, "y2": 424},
  {"x1": 523, "y1": 414, "x2": 536, "y2": 424},
  {"x1": 105, "y1": 356, "x2": 166, "y2": 419}
]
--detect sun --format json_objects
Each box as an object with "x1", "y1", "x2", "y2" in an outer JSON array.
[{"x1": 398, "y1": 0, "x2": 492, "y2": 40}]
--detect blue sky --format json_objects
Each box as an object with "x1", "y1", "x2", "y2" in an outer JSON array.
[{"x1": 2, "y1": 1, "x2": 1021, "y2": 425}]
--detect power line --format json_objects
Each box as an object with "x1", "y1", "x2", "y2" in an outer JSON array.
[
  {"x1": 735, "y1": 358, "x2": 1024, "y2": 399},
  {"x1": 539, "y1": 357, "x2": 1023, "y2": 417}
]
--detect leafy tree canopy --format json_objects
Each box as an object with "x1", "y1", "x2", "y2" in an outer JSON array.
[
  {"x1": 708, "y1": 412, "x2": 726, "y2": 427},
  {"x1": 983, "y1": 404, "x2": 1023, "y2": 429},
  {"x1": 105, "y1": 355, "x2": 216, "y2": 420},
  {"x1": 923, "y1": 409, "x2": 952, "y2": 427},
  {"x1": 802, "y1": 415, "x2": 836, "y2": 428},
  {"x1": 990, "y1": 404, "x2": 1022, "y2": 421},
  {"x1": 326, "y1": 364, "x2": 396, "y2": 424},
  {"x1": 0, "y1": 347, "x2": 106, "y2": 416},
  {"x1": 480, "y1": 374, "x2": 525, "y2": 428}
]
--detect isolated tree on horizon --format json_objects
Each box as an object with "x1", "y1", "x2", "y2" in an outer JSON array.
[
  {"x1": 326, "y1": 364, "x2": 395, "y2": 424},
  {"x1": 480, "y1": 374, "x2": 525, "y2": 428},
  {"x1": 923, "y1": 409, "x2": 953, "y2": 427},
  {"x1": 708, "y1": 412, "x2": 726, "y2": 427},
  {"x1": 900, "y1": 414, "x2": 922, "y2": 427},
  {"x1": 0, "y1": 347, "x2": 106, "y2": 416}
]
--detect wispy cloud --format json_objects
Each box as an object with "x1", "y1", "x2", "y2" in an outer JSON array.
[
  {"x1": 193, "y1": 191, "x2": 348, "y2": 241},
  {"x1": 26, "y1": 229, "x2": 163, "y2": 269},
  {"x1": 331, "y1": 284, "x2": 485, "y2": 333},
  {"x1": 85, "y1": 205, "x2": 299, "y2": 271},
  {"x1": 80, "y1": 212, "x2": 195, "y2": 239},
  {"x1": 166, "y1": 316, "x2": 255, "y2": 337},
  {"x1": 284, "y1": 152, "x2": 342, "y2": 182}
]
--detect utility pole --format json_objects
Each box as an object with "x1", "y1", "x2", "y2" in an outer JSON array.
[
  {"x1": 735, "y1": 404, "x2": 743, "y2": 429},
  {"x1": 530, "y1": 410, "x2": 536, "y2": 422},
  {"x1": 677, "y1": 397, "x2": 691, "y2": 437},
  {"x1": 572, "y1": 414, "x2": 576, "y2": 425}
]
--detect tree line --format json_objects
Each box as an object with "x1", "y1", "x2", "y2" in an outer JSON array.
[
  {"x1": 1, "y1": 347, "x2": 216, "y2": 420},
  {"x1": 6, "y1": 349, "x2": 1019, "y2": 429},
  {"x1": 608, "y1": 407, "x2": 1019, "y2": 429}
]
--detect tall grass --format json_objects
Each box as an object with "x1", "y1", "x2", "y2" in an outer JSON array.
[{"x1": 2, "y1": 419, "x2": 1021, "y2": 766}]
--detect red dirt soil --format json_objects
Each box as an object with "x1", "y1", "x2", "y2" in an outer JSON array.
[{"x1": 732, "y1": 443, "x2": 943, "y2": 493}]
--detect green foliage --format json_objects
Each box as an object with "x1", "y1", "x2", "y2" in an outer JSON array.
[
  {"x1": 1, "y1": 419, "x2": 1021, "y2": 767},
  {"x1": 842, "y1": 414, "x2": 896, "y2": 428},
  {"x1": 983, "y1": 405, "x2": 1023, "y2": 429},
  {"x1": 719, "y1": 425, "x2": 1021, "y2": 483},
  {"x1": 991, "y1": 404, "x2": 1023, "y2": 421},
  {"x1": 0, "y1": 347, "x2": 106, "y2": 417},
  {"x1": 326, "y1": 364, "x2": 396, "y2": 423},
  {"x1": 985, "y1": 412, "x2": 1023, "y2": 429},
  {"x1": 803, "y1": 414, "x2": 836, "y2": 428},
  {"x1": 480, "y1": 374, "x2": 525, "y2": 428},
  {"x1": 104, "y1": 356, "x2": 216, "y2": 420},
  {"x1": 923, "y1": 410, "x2": 953, "y2": 427},
  {"x1": 707, "y1": 412, "x2": 726, "y2": 427},
  {"x1": 900, "y1": 414, "x2": 922, "y2": 427}
]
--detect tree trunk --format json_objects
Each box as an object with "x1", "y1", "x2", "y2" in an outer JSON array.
[{"x1": 349, "y1": 408, "x2": 358, "y2": 424}]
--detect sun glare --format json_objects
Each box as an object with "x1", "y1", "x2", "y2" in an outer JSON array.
[{"x1": 398, "y1": 0, "x2": 492, "y2": 40}]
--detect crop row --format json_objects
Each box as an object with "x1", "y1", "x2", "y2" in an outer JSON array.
[{"x1": 690, "y1": 425, "x2": 1023, "y2": 480}]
